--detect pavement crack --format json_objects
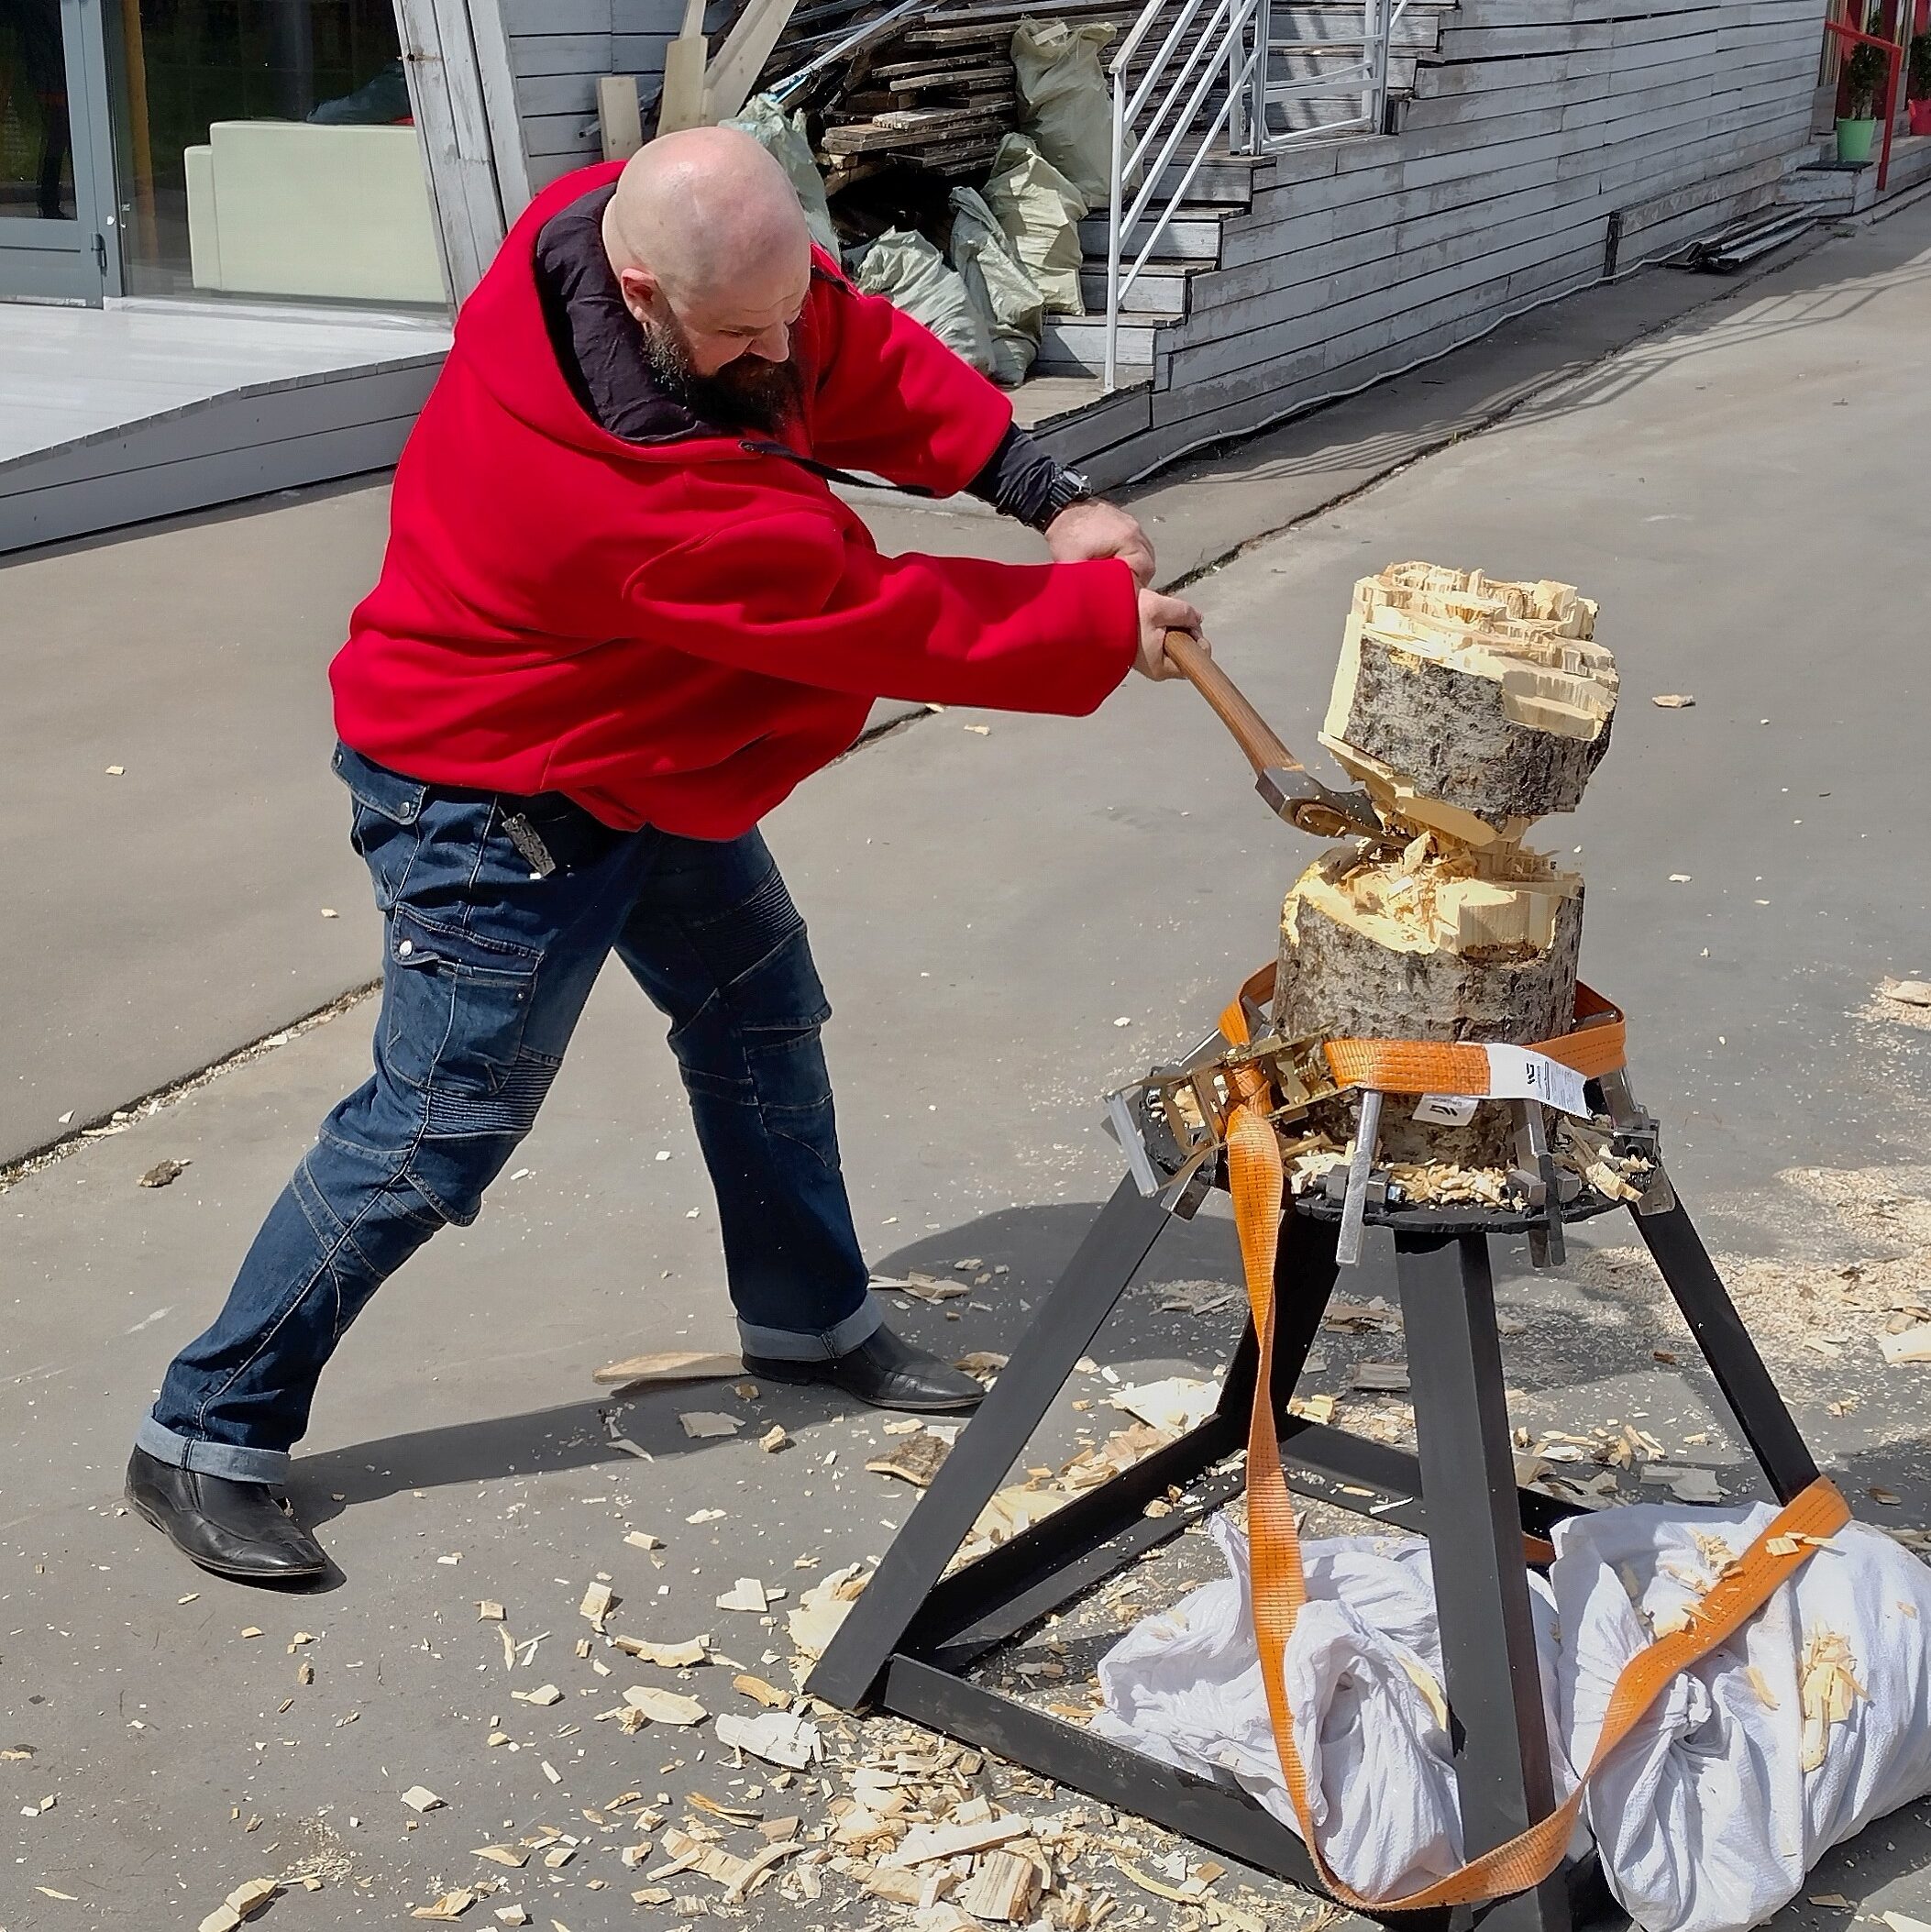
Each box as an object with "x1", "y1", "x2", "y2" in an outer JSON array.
[{"x1": 0, "y1": 980, "x2": 379, "y2": 1196}]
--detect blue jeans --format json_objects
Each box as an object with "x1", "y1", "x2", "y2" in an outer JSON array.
[{"x1": 138, "y1": 744, "x2": 879, "y2": 1483}]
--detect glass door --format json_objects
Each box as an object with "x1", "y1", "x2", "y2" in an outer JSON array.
[
  {"x1": 105, "y1": 0, "x2": 445, "y2": 308},
  {"x1": 1, "y1": 0, "x2": 114, "y2": 302}
]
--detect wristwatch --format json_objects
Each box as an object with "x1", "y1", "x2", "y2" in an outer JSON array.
[{"x1": 1037, "y1": 466, "x2": 1096, "y2": 526}]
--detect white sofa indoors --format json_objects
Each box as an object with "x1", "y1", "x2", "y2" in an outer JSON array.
[{"x1": 185, "y1": 120, "x2": 445, "y2": 305}]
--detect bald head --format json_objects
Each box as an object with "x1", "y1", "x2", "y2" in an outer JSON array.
[{"x1": 601, "y1": 127, "x2": 813, "y2": 381}]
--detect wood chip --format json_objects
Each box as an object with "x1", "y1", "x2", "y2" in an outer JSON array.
[
  {"x1": 594, "y1": 1350, "x2": 741, "y2": 1387},
  {"x1": 516, "y1": 1684, "x2": 563, "y2": 1706},
  {"x1": 716, "y1": 1577, "x2": 769, "y2": 1613},
  {"x1": 1668, "y1": 1467, "x2": 1726, "y2": 1504},
  {"x1": 679, "y1": 1411, "x2": 744, "y2": 1439},
  {"x1": 888, "y1": 1814, "x2": 1031, "y2": 1867},
  {"x1": 477, "y1": 1601, "x2": 505, "y2": 1621},
  {"x1": 1351, "y1": 1362, "x2": 1411, "y2": 1393},
  {"x1": 1879, "y1": 978, "x2": 1931, "y2": 1008},
  {"x1": 723, "y1": 1838, "x2": 801, "y2": 1904},
  {"x1": 610, "y1": 1634, "x2": 708, "y2": 1668},
  {"x1": 413, "y1": 1889, "x2": 477, "y2": 1920},
  {"x1": 713, "y1": 1709, "x2": 822, "y2": 1769},
  {"x1": 139, "y1": 1157, "x2": 191, "y2": 1187},
  {"x1": 786, "y1": 1562, "x2": 868, "y2": 1659},
  {"x1": 1798, "y1": 1628, "x2": 1867, "y2": 1772},
  {"x1": 1108, "y1": 1374, "x2": 1219, "y2": 1433},
  {"x1": 734, "y1": 1673, "x2": 791, "y2": 1708},
  {"x1": 623, "y1": 1531, "x2": 665, "y2": 1551},
  {"x1": 865, "y1": 1433, "x2": 950, "y2": 1487},
  {"x1": 579, "y1": 1583, "x2": 616, "y2": 1629},
  {"x1": 622, "y1": 1685, "x2": 707, "y2": 1726},
  {"x1": 1650, "y1": 693, "x2": 1695, "y2": 708},
  {"x1": 1880, "y1": 1324, "x2": 1931, "y2": 1364},
  {"x1": 472, "y1": 1846, "x2": 528, "y2": 1868},
  {"x1": 956, "y1": 1849, "x2": 1040, "y2": 1922},
  {"x1": 759, "y1": 1425, "x2": 789, "y2": 1453},
  {"x1": 401, "y1": 1785, "x2": 446, "y2": 1812}
]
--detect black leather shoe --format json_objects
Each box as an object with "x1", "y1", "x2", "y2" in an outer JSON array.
[
  {"x1": 744, "y1": 1325, "x2": 987, "y2": 1414},
  {"x1": 125, "y1": 1447, "x2": 328, "y2": 1583}
]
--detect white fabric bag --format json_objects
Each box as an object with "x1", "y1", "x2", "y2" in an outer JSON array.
[
  {"x1": 1551, "y1": 1501, "x2": 1931, "y2": 1932},
  {"x1": 1091, "y1": 1515, "x2": 1577, "y2": 1902},
  {"x1": 982, "y1": 132, "x2": 1087, "y2": 316},
  {"x1": 853, "y1": 226, "x2": 993, "y2": 374},
  {"x1": 1011, "y1": 17, "x2": 1116, "y2": 205},
  {"x1": 947, "y1": 185, "x2": 1044, "y2": 387}
]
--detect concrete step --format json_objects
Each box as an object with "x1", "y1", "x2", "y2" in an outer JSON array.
[{"x1": 1037, "y1": 314, "x2": 1173, "y2": 376}]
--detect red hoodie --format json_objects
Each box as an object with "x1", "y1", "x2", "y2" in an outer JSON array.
[{"x1": 330, "y1": 160, "x2": 1139, "y2": 838}]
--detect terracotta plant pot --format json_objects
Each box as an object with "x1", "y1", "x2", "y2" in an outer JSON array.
[
  {"x1": 1910, "y1": 97, "x2": 1931, "y2": 137},
  {"x1": 1837, "y1": 116, "x2": 1879, "y2": 163}
]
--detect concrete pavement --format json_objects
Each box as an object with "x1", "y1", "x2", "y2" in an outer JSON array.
[{"x1": 2, "y1": 199, "x2": 1930, "y2": 1929}]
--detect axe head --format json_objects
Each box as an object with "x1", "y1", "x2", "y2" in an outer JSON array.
[{"x1": 1255, "y1": 767, "x2": 1403, "y2": 852}]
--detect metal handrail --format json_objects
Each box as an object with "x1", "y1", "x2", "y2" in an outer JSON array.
[{"x1": 1102, "y1": 0, "x2": 1403, "y2": 389}]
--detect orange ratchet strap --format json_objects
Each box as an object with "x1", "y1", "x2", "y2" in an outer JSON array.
[
  {"x1": 1224, "y1": 964, "x2": 1628, "y2": 1098},
  {"x1": 1215, "y1": 972, "x2": 1849, "y2": 1910}
]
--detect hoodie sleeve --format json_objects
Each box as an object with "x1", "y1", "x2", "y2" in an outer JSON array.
[
  {"x1": 802, "y1": 260, "x2": 1016, "y2": 498},
  {"x1": 624, "y1": 503, "x2": 1138, "y2": 713}
]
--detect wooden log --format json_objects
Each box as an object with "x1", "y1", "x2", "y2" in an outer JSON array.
[
  {"x1": 1274, "y1": 843, "x2": 1585, "y2": 1171},
  {"x1": 1320, "y1": 563, "x2": 1619, "y2": 844}
]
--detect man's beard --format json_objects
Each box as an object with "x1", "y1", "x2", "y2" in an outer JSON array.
[{"x1": 640, "y1": 311, "x2": 800, "y2": 437}]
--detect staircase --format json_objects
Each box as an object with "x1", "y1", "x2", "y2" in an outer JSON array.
[{"x1": 1027, "y1": 1, "x2": 1458, "y2": 382}]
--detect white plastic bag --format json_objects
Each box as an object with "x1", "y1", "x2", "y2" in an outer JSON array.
[
  {"x1": 723, "y1": 94, "x2": 838, "y2": 257},
  {"x1": 1091, "y1": 1516, "x2": 1575, "y2": 1903},
  {"x1": 947, "y1": 186, "x2": 1043, "y2": 387},
  {"x1": 982, "y1": 132, "x2": 1087, "y2": 317},
  {"x1": 1012, "y1": 17, "x2": 1116, "y2": 205},
  {"x1": 853, "y1": 226, "x2": 992, "y2": 374},
  {"x1": 1552, "y1": 1501, "x2": 1931, "y2": 1932}
]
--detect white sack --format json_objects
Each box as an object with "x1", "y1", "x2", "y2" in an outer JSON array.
[
  {"x1": 853, "y1": 226, "x2": 992, "y2": 374},
  {"x1": 722, "y1": 94, "x2": 838, "y2": 257},
  {"x1": 1011, "y1": 17, "x2": 1116, "y2": 205},
  {"x1": 1091, "y1": 1515, "x2": 1576, "y2": 1903},
  {"x1": 947, "y1": 185, "x2": 1044, "y2": 387},
  {"x1": 982, "y1": 132, "x2": 1087, "y2": 316},
  {"x1": 1551, "y1": 1501, "x2": 1931, "y2": 1932}
]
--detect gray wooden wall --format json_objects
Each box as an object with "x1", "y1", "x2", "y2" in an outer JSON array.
[
  {"x1": 1067, "y1": 0, "x2": 1832, "y2": 480},
  {"x1": 499, "y1": 0, "x2": 687, "y2": 193}
]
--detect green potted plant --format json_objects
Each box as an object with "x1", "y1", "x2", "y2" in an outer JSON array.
[
  {"x1": 1908, "y1": 30, "x2": 1931, "y2": 138},
  {"x1": 1838, "y1": 37, "x2": 1888, "y2": 164}
]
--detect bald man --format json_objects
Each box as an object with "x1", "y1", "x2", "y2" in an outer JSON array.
[{"x1": 127, "y1": 128, "x2": 1199, "y2": 1583}]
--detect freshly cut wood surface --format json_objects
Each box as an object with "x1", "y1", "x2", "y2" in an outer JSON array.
[{"x1": 1275, "y1": 838, "x2": 1583, "y2": 1171}]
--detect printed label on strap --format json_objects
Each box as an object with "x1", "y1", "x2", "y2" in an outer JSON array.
[
  {"x1": 1485, "y1": 1044, "x2": 1591, "y2": 1118},
  {"x1": 1413, "y1": 1093, "x2": 1480, "y2": 1126}
]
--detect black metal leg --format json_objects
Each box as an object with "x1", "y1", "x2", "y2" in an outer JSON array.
[
  {"x1": 807, "y1": 1176, "x2": 1172, "y2": 1709},
  {"x1": 1630, "y1": 1198, "x2": 1820, "y2": 1504},
  {"x1": 1397, "y1": 1233, "x2": 1571, "y2": 1932}
]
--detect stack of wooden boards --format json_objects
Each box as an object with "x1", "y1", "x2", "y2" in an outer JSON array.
[
  {"x1": 735, "y1": 0, "x2": 1139, "y2": 192},
  {"x1": 1274, "y1": 562, "x2": 1621, "y2": 1176}
]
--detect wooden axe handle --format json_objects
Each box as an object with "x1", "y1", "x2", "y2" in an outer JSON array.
[{"x1": 1163, "y1": 629, "x2": 1304, "y2": 777}]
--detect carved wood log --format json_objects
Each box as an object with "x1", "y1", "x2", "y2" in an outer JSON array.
[
  {"x1": 1274, "y1": 845, "x2": 1584, "y2": 1170},
  {"x1": 1320, "y1": 563, "x2": 1618, "y2": 845}
]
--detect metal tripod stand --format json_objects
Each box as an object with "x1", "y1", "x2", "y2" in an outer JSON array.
[{"x1": 808, "y1": 1165, "x2": 1823, "y2": 1931}]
